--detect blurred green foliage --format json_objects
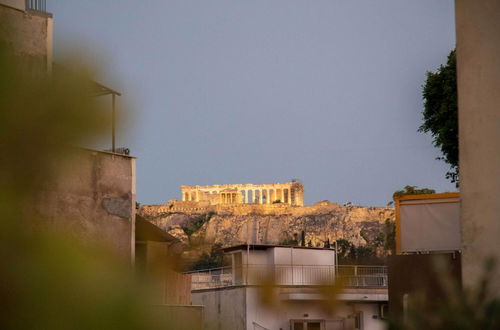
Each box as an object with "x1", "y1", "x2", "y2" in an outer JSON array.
[
  {"x1": 0, "y1": 45, "x2": 175, "y2": 329},
  {"x1": 189, "y1": 243, "x2": 229, "y2": 271},
  {"x1": 387, "y1": 258, "x2": 500, "y2": 330}
]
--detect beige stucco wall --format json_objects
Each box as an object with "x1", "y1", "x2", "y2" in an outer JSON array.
[
  {"x1": 33, "y1": 149, "x2": 136, "y2": 264},
  {"x1": 0, "y1": 3, "x2": 53, "y2": 71},
  {"x1": 0, "y1": 0, "x2": 25, "y2": 10},
  {"x1": 455, "y1": 0, "x2": 500, "y2": 296},
  {"x1": 136, "y1": 241, "x2": 192, "y2": 305}
]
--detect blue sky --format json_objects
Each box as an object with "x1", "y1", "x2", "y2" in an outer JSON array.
[{"x1": 49, "y1": 0, "x2": 457, "y2": 206}]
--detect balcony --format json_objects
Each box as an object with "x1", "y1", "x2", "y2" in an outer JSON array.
[{"x1": 187, "y1": 265, "x2": 387, "y2": 290}]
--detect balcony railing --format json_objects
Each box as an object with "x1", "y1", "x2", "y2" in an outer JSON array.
[
  {"x1": 187, "y1": 265, "x2": 387, "y2": 290},
  {"x1": 26, "y1": 0, "x2": 47, "y2": 13}
]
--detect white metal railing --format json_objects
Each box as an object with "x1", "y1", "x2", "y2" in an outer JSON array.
[
  {"x1": 337, "y1": 265, "x2": 388, "y2": 287},
  {"x1": 187, "y1": 266, "x2": 233, "y2": 290},
  {"x1": 26, "y1": 0, "x2": 47, "y2": 12},
  {"x1": 187, "y1": 265, "x2": 387, "y2": 290}
]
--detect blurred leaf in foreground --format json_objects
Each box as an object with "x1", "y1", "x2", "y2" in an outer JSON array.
[
  {"x1": 0, "y1": 45, "x2": 172, "y2": 329},
  {"x1": 387, "y1": 257, "x2": 500, "y2": 330}
]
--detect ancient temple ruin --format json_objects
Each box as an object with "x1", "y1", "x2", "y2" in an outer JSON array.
[{"x1": 181, "y1": 181, "x2": 304, "y2": 206}]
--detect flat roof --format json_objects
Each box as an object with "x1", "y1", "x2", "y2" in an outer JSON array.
[
  {"x1": 80, "y1": 147, "x2": 136, "y2": 159},
  {"x1": 223, "y1": 244, "x2": 336, "y2": 253},
  {"x1": 136, "y1": 215, "x2": 178, "y2": 243}
]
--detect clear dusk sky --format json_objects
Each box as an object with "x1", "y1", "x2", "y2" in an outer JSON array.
[{"x1": 48, "y1": 0, "x2": 457, "y2": 206}]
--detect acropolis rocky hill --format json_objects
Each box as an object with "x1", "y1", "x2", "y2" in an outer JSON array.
[{"x1": 139, "y1": 183, "x2": 395, "y2": 253}]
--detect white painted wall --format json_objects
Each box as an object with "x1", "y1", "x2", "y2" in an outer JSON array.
[
  {"x1": 245, "y1": 287, "x2": 386, "y2": 330},
  {"x1": 352, "y1": 303, "x2": 386, "y2": 330},
  {"x1": 273, "y1": 247, "x2": 336, "y2": 266},
  {"x1": 247, "y1": 250, "x2": 270, "y2": 265},
  {"x1": 231, "y1": 247, "x2": 337, "y2": 286},
  {"x1": 232, "y1": 246, "x2": 336, "y2": 267}
]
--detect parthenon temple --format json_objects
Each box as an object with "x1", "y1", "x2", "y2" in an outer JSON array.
[{"x1": 181, "y1": 181, "x2": 304, "y2": 206}]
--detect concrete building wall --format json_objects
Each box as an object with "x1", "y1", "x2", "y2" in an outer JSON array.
[
  {"x1": 136, "y1": 241, "x2": 191, "y2": 305},
  {"x1": 34, "y1": 148, "x2": 136, "y2": 264},
  {"x1": 0, "y1": 0, "x2": 25, "y2": 10},
  {"x1": 455, "y1": 0, "x2": 500, "y2": 296},
  {"x1": 0, "y1": 2, "x2": 53, "y2": 71},
  {"x1": 192, "y1": 287, "x2": 246, "y2": 330},
  {"x1": 148, "y1": 305, "x2": 204, "y2": 330}
]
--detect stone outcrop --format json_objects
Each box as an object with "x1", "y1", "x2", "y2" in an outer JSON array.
[{"x1": 139, "y1": 201, "x2": 394, "y2": 251}]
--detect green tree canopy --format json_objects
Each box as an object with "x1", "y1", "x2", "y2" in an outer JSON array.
[
  {"x1": 420, "y1": 49, "x2": 459, "y2": 185},
  {"x1": 190, "y1": 243, "x2": 229, "y2": 270},
  {"x1": 393, "y1": 185, "x2": 436, "y2": 199}
]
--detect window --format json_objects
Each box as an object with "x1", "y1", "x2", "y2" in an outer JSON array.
[
  {"x1": 307, "y1": 322, "x2": 321, "y2": 330},
  {"x1": 291, "y1": 320, "x2": 325, "y2": 330}
]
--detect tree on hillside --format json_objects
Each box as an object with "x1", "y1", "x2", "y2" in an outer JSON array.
[
  {"x1": 190, "y1": 243, "x2": 229, "y2": 270},
  {"x1": 383, "y1": 219, "x2": 396, "y2": 255},
  {"x1": 420, "y1": 49, "x2": 459, "y2": 185}
]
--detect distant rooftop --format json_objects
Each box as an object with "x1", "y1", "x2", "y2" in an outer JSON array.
[{"x1": 223, "y1": 244, "x2": 335, "y2": 253}]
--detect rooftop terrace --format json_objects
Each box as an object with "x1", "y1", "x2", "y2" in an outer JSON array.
[{"x1": 187, "y1": 264, "x2": 388, "y2": 291}]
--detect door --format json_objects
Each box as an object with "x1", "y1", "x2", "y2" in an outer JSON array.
[{"x1": 291, "y1": 320, "x2": 325, "y2": 330}]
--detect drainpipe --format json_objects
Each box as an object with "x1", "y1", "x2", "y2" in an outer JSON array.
[
  {"x1": 246, "y1": 244, "x2": 250, "y2": 285},
  {"x1": 335, "y1": 240, "x2": 339, "y2": 277},
  {"x1": 246, "y1": 221, "x2": 250, "y2": 285},
  {"x1": 111, "y1": 93, "x2": 116, "y2": 153}
]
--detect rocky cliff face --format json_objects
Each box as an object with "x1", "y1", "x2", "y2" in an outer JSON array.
[{"x1": 139, "y1": 201, "x2": 395, "y2": 253}]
